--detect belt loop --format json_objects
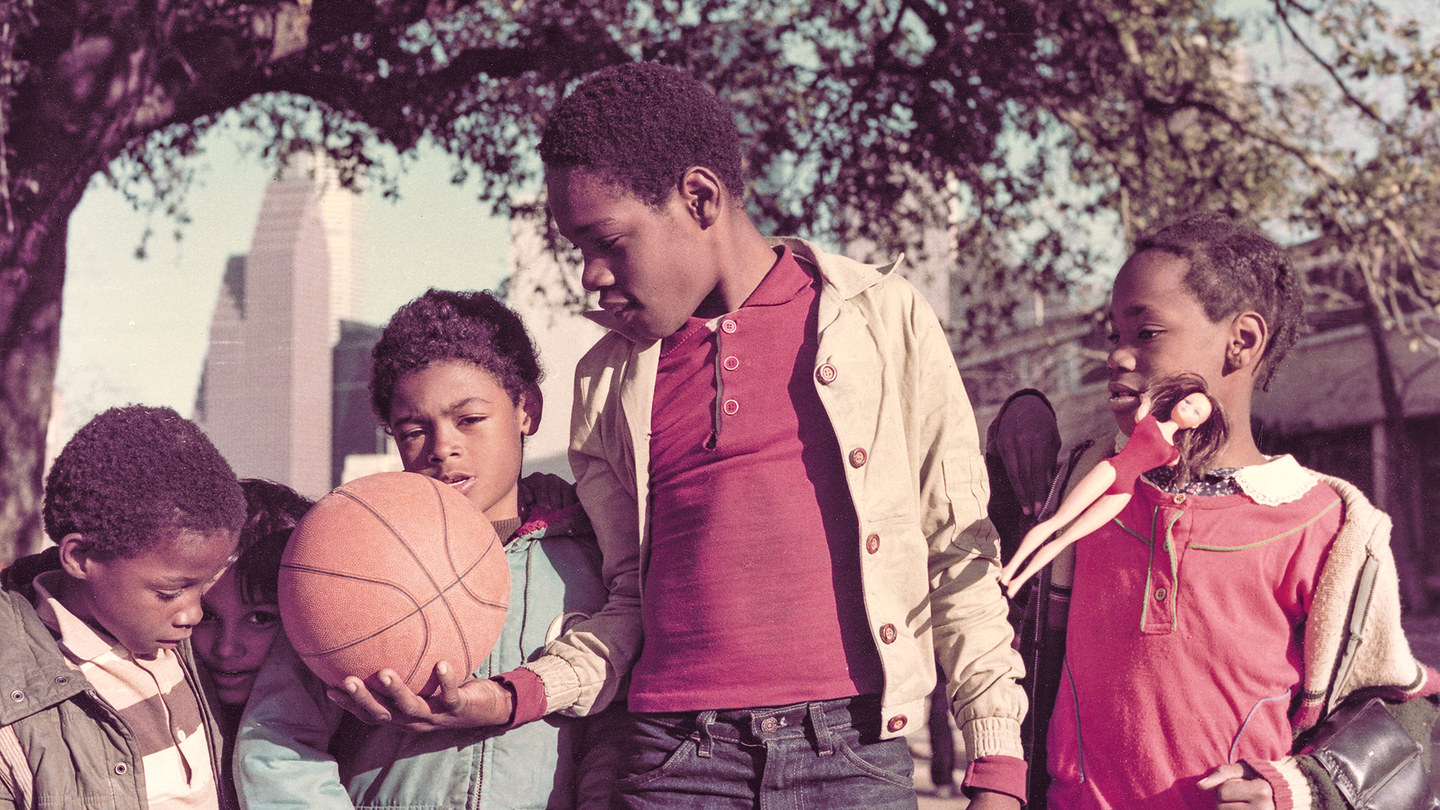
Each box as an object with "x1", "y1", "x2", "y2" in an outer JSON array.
[
  {"x1": 809, "y1": 702, "x2": 836, "y2": 756},
  {"x1": 694, "y1": 710, "x2": 718, "y2": 758}
]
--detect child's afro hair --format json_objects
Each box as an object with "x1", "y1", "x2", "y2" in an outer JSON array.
[
  {"x1": 44, "y1": 405, "x2": 246, "y2": 559},
  {"x1": 370, "y1": 289, "x2": 543, "y2": 423},
  {"x1": 233, "y1": 479, "x2": 313, "y2": 606},
  {"x1": 539, "y1": 62, "x2": 745, "y2": 207},
  {"x1": 1135, "y1": 212, "x2": 1304, "y2": 390}
]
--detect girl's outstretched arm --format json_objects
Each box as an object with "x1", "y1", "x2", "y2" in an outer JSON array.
[
  {"x1": 1002, "y1": 491, "x2": 1132, "y2": 597},
  {"x1": 999, "y1": 458, "x2": 1118, "y2": 588}
]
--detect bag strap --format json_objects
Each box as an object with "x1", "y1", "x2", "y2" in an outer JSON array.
[
  {"x1": 1326, "y1": 553, "x2": 1381, "y2": 716},
  {"x1": 0, "y1": 723, "x2": 31, "y2": 810}
]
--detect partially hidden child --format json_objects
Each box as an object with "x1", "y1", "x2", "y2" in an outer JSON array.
[
  {"x1": 234, "y1": 289, "x2": 614, "y2": 810},
  {"x1": 192, "y1": 479, "x2": 313, "y2": 803},
  {"x1": 1020, "y1": 212, "x2": 1440, "y2": 809},
  {"x1": 0, "y1": 406, "x2": 248, "y2": 810}
]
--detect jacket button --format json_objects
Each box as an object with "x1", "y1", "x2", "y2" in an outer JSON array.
[
  {"x1": 723, "y1": 399, "x2": 739, "y2": 416},
  {"x1": 8, "y1": 690, "x2": 22, "y2": 702},
  {"x1": 53, "y1": 675, "x2": 68, "y2": 685},
  {"x1": 1155, "y1": 587, "x2": 1168, "y2": 602},
  {"x1": 721, "y1": 318, "x2": 737, "y2": 334},
  {"x1": 816, "y1": 363, "x2": 838, "y2": 384},
  {"x1": 1173, "y1": 493, "x2": 1186, "y2": 505},
  {"x1": 887, "y1": 715, "x2": 907, "y2": 733},
  {"x1": 879, "y1": 623, "x2": 897, "y2": 644},
  {"x1": 865, "y1": 533, "x2": 880, "y2": 554},
  {"x1": 848, "y1": 447, "x2": 867, "y2": 468},
  {"x1": 723, "y1": 355, "x2": 739, "y2": 371},
  {"x1": 114, "y1": 762, "x2": 129, "y2": 775}
]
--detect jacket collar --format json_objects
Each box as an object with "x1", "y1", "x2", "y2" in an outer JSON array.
[{"x1": 580, "y1": 237, "x2": 900, "y2": 338}]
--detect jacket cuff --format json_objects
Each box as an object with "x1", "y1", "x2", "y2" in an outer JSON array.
[
  {"x1": 492, "y1": 668, "x2": 548, "y2": 727},
  {"x1": 962, "y1": 755, "x2": 1027, "y2": 805},
  {"x1": 518, "y1": 654, "x2": 582, "y2": 714},
  {"x1": 1246, "y1": 757, "x2": 1313, "y2": 810},
  {"x1": 961, "y1": 716, "x2": 1026, "y2": 760}
]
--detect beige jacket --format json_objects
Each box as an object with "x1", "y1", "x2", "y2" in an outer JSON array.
[{"x1": 522, "y1": 237, "x2": 1026, "y2": 758}]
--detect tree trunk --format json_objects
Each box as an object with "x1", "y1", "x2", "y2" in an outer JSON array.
[
  {"x1": 1362, "y1": 298, "x2": 1427, "y2": 610},
  {"x1": 0, "y1": 162, "x2": 90, "y2": 565}
]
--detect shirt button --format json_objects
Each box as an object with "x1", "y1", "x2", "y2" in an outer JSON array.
[
  {"x1": 53, "y1": 675, "x2": 69, "y2": 686},
  {"x1": 760, "y1": 716, "x2": 780, "y2": 733},
  {"x1": 887, "y1": 715, "x2": 908, "y2": 733},
  {"x1": 114, "y1": 762, "x2": 129, "y2": 775},
  {"x1": 865, "y1": 533, "x2": 880, "y2": 554},
  {"x1": 879, "y1": 623, "x2": 898, "y2": 644},
  {"x1": 1173, "y1": 493, "x2": 1186, "y2": 505},
  {"x1": 723, "y1": 355, "x2": 739, "y2": 371},
  {"x1": 1155, "y1": 587, "x2": 1168, "y2": 602},
  {"x1": 848, "y1": 447, "x2": 868, "y2": 468},
  {"x1": 721, "y1": 318, "x2": 737, "y2": 334},
  {"x1": 8, "y1": 690, "x2": 22, "y2": 702},
  {"x1": 816, "y1": 363, "x2": 838, "y2": 384},
  {"x1": 723, "y1": 399, "x2": 739, "y2": 416}
]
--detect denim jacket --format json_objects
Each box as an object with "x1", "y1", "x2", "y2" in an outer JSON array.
[
  {"x1": 522, "y1": 237, "x2": 1026, "y2": 760},
  {"x1": 235, "y1": 501, "x2": 610, "y2": 810},
  {"x1": 0, "y1": 549, "x2": 233, "y2": 810}
]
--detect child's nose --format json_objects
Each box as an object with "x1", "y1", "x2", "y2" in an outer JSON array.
[
  {"x1": 581, "y1": 259, "x2": 614, "y2": 292},
  {"x1": 174, "y1": 593, "x2": 205, "y2": 628},
  {"x1": 217, "y1": 627, "x2": 246, "y2": 659},
  {"x1": 1107, "y1": 344, "x2": 1136, "y2": 373}
]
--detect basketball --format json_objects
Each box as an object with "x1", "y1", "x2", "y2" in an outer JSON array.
[{"x1": 277, "y1": 471, "x2": 509, "y2": 696}]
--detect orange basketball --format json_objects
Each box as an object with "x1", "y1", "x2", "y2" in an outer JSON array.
[{"x1": 278, "y1": 471, "x2": 509, "y2": 696}]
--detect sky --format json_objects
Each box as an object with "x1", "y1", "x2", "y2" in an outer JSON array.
[{"x1": 58, "y1": 127, "x2": 515, "y2": 445}]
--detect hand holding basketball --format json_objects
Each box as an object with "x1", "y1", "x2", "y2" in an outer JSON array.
[{"x1": 327, "y1": 660, "x2": 515, "y2": 732}]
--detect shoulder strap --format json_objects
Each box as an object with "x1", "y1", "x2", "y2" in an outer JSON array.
[
  {"x1": 0, "y1": 723, "x2": 32, "y2": 810},
  {"x1": 1326, "y1": 553, "x2": 1382, "y2": 716}
]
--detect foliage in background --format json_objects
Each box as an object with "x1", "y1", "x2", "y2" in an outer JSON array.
[{"x1": 0, "y1": 0, "x2": 1436, "y2": 565}]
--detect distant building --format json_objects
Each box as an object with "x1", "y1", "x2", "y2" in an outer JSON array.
[{"x1": 194, "y1": 155, "x2": 370, "y2": 499}]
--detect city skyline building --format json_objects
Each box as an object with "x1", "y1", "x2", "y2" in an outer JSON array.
[{"x1": 194, "y1": 155, "x2": 366, "y2": 499}]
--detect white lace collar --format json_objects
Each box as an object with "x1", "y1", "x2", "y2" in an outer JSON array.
[{"x1": 1232, "y1": 454, "x2": 1321, "y2": 506}]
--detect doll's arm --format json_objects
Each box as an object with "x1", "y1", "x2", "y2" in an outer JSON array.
[
  {"x1": 999, "y1": 459, "x2": 1117, "y2": 587},
  {"x1": 1003, "y1": 491, "x2": 1132, "y2": 597}
]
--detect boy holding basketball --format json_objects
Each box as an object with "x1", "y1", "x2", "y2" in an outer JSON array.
[
  {"x1": 235, "y1": 289, "x2": 616, "y2": 810},
  {"x1": 0, "y1": 405, "x2": 247, "y2": 810},
  {"x1": 340, "y1": 64, "x2": 1027, "y2": 809}
]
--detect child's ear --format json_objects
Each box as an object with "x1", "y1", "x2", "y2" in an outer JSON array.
[
  {"x1": 1226, "y1": 311, "x2": 1268, "y2": 376},
  {"x1": 518, "y1": 385, "x2": 542, "y2": 437},
  {"x1": 58, "y1": 533, "x2": 96, "y2": 580},
  {"x1": 678, "y1": 166, "x2": 723, "y2": 228}
]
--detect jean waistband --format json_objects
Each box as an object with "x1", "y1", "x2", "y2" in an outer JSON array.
[{"x1": 639, "y1": 694, "x2": 881, "y2": 749}]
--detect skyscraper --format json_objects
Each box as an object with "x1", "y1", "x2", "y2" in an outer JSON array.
[{"x1": 195, "y1": 154, "x2": 365, "y2": 498}]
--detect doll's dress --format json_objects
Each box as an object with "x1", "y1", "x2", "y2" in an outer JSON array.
[{"x1": 1103, "y1": 414, "x2": 1180, "y2": 497}]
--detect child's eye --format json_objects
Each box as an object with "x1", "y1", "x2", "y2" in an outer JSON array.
[
  {"x1": 157, "y1": 590, "x2": 182, "y2": 602},
  {"x1": 1138, "y1": 328, "x2": 1161, "y2": 340},
  {"x1": 459, "y1": 415, "x2": 486, "y2": 427},
  {"x1": 200, "y1": 607, "x2": 221, "y2": 623},
  {"x1": 1106, "y1": 332, "x2": 1119, "y2": 345},
  {"x1": 246, "y1": 610, "x2": 281, "y2": 629}
]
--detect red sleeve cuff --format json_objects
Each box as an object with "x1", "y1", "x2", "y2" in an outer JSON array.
[
  {"x1": 963, "y1": 754, "x2": 1028, "y2": 805},
  {"x1": 491, "y1": 668, "x2": 548, "y2": 728}
]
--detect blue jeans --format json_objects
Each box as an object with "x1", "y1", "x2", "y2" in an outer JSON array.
[{"x1": 610, "y1": 695, "x2": 917, "y2": 810}]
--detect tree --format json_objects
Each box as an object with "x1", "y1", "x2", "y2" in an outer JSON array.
[{"x1": 1, "y1": 0, "x2": 1436, "y2": 565}]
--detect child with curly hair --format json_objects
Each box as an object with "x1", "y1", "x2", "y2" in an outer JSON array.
[
  {"x1": 0, "y1": 405, "x2": 246, "y2": 810},
  {"x1": 1027, "y1": 213, "x2": 1439, "y2": 809},
  {"x1": 235, "y1": 289, "x2": 614, "y2": 810}
]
